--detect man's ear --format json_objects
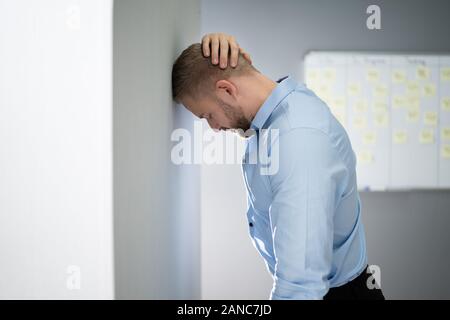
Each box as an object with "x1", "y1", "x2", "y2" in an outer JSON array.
[{"x1": 215, "y1": 79, "x2": 238, "y2": 102}]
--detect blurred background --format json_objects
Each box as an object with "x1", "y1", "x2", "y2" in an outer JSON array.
[{"x1": 1, "y1": 0, "x2": 450, "y2": 300}]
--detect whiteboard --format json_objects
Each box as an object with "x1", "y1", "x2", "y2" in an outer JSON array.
[{"x1": 304, "y1": 52, "x2": 450, "y2": 190}]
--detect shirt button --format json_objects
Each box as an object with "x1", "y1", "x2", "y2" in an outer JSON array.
[{"x1": 249, "y1": 222, "x2": 254, "y2": 227}]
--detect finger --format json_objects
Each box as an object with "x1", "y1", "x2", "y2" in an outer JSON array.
[
  {"x1": 243, "y1": 52, "x2": 252, "y2": 64},
  {"x1": 230, "y1": 43, "x2": 239, "y2": 67},
  {"x1": 201, "y1": 34, "x2": 210, "y2": 57},
  {"x1": 219, "y1": 38, "x2": 229, "y2": 68},
  {"x1": 210, "y1": 36, "x2": 220, "y2": 65},
  {"x1": 240, "y1": 48, "x2": 252, "y2": 64}
]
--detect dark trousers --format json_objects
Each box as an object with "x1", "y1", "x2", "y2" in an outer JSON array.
[{"x1": 324, "y1": 265, "x2": 385, "y2": 300}]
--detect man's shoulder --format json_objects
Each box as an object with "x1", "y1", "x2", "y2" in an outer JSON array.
[{"x1": 265, "y1": 85, "x2": 336, "y2": 136}]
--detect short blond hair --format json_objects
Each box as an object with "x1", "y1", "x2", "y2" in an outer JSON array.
[{"x1": 171, "y1": 43, "x2": 258, "y2": 103}]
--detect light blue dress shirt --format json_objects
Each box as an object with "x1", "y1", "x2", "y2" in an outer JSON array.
[{"x1": 241, "y1": 75, "x2": 368, "y2": 300}]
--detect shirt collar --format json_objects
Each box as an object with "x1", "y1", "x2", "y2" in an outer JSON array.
[{"x1": 250, "y1": 75, "x2": 297, "y2": 130}]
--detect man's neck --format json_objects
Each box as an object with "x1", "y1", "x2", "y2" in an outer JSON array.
[
  {"x1": 243, "y1": 72, "x2": 277, "y2": 123},
  {"x1": 229, "y1": 72, "x2": 277, "y2": 125}
]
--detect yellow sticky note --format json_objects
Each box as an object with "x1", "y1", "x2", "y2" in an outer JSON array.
[
  {"x1": 423, "y1": 111, "x2": 438, "y2": 126},
  {"x1": 333, "y1": 110, "x2": 346, "y2": 126},
  {"x1": 393, "y1": 130, "x2": 408, "y2": 144},
  {"x1": 366, "y1": 68, "x2": 380, "y2": 83},
  {"x1": 323, "y1": 68, "x2": 337, "y2": 83},
  {"x1": 307, "y1": 81, "x2": 318, "y2": 91},
  {"x1": 442, "y1": 144, "x2": 450, "y2": 159},
  {"x1": 306, "y1": 69, "x2": 318, "y2": 82},
  {"x1": 419, "y1": 129, "x2": 434, "y2": 144},
  {"x1": 407, "y1": 109, "x2": 420, "y2": 122},
  {"x1": 348, "y1": 82, "x2": 361, "y2": 96},
  {"x1": 406, "y1": 96, "x2": 421, "y2": 110},
  {"x1": 392, "y1": 69, "x2": 406, "y2": 84},
  {"x1": 423, "y1": 83, "x2": 436, "y2": 97},
  {"x1": 316, "y1": 84, "x2": 330, "y2": 99},
  {"x1": 353, "y1": 99, "x2": 368, "y2": 113},
  {"x1": 441, "y1": 68, "x2": 450, "y2": 82},
  {"x1": 352, "y1": 116, "x2": 367, "y2": 129},
  {"x1": 416, "y1": 66, "x2": 430, "y2": 80},
  {"x1": 441, "y1": 127, "x2": 450, "y2": 141},
  {"x1": 442, "y1": 97, "x2": 450, "y2": 111},
  {"x1": 373, "y1": 84, "x2": 388, "y2": 98},
  {"x1": 332, "y1": 97, "x2": 346, "y2": 109},
  {"x1": 393, "y1": 95, "x2": 406, "y2": 108},
  {"x1": 406, "y1": 81, "x2": 421, "y2": 97},
  {"x1": 372, "y1": 100, "x2": 388, "y2": 112},
  {"x1": 357, "y1": 150, "x2": 374, "y2": 165},
  {"x1": 362, "y1": 131, "x2": 377, "y2": 145},
  {"x1": 374, "y1": 112, "x2": 389, "y2": 127}
]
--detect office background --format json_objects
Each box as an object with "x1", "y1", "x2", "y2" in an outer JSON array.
[{"x1": 201, "y1": 0, "x2": 450, "y2": 300}]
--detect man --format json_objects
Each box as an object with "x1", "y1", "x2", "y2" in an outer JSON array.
[{"x1": 172, "y1": 33, "x2": 385, "y2": 300}]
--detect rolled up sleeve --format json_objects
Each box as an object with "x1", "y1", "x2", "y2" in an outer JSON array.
[{"x1": 267, "y1": 127, "x2": 345, "y2": 300}]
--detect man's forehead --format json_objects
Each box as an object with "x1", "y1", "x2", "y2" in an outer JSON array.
[{"x1": 182, "y1": 95, "x2": 211, "y2": 117}]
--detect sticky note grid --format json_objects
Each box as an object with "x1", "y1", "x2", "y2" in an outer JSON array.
[{"x1": 304, "y1": 52, "x2": 450, "y2": 190}]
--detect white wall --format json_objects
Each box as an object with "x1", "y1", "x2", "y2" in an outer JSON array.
[
  {"x1": 201, "y1": 147, "x2": 273, "y2": 299},
  {"x1": 113, "y1": 0, "x2": 201, "y2": 299},
  {"x1": 0, "y1": 0, "x2": 114, "y2": 299},
  {"x1": 0, "y1": 0, "x2": 202, "y2": 299}
]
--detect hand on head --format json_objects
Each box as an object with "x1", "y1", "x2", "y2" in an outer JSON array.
[{"x1": 201, "y1": 33, "x2": 252, "y2": 69}]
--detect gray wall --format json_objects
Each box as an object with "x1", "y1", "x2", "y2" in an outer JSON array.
[
  {"x1": 201, "y1": 0, "x2": 450, "y2": 299},
  {"x1": 113, "y1": 0, "x2": 201, "y2": 299}
]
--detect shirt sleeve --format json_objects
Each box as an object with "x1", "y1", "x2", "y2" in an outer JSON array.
[{"x1": 267, "y1": 127, "x2": 346, "y2": 300}]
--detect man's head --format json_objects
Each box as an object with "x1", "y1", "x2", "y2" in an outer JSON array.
[{"x1": 172, "y1": 43, "x2": 261, "y2": 132}]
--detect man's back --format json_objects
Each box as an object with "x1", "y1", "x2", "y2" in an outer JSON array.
[{"x1": 242, "y1": 76, "x2": 368, "y2": 299}]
